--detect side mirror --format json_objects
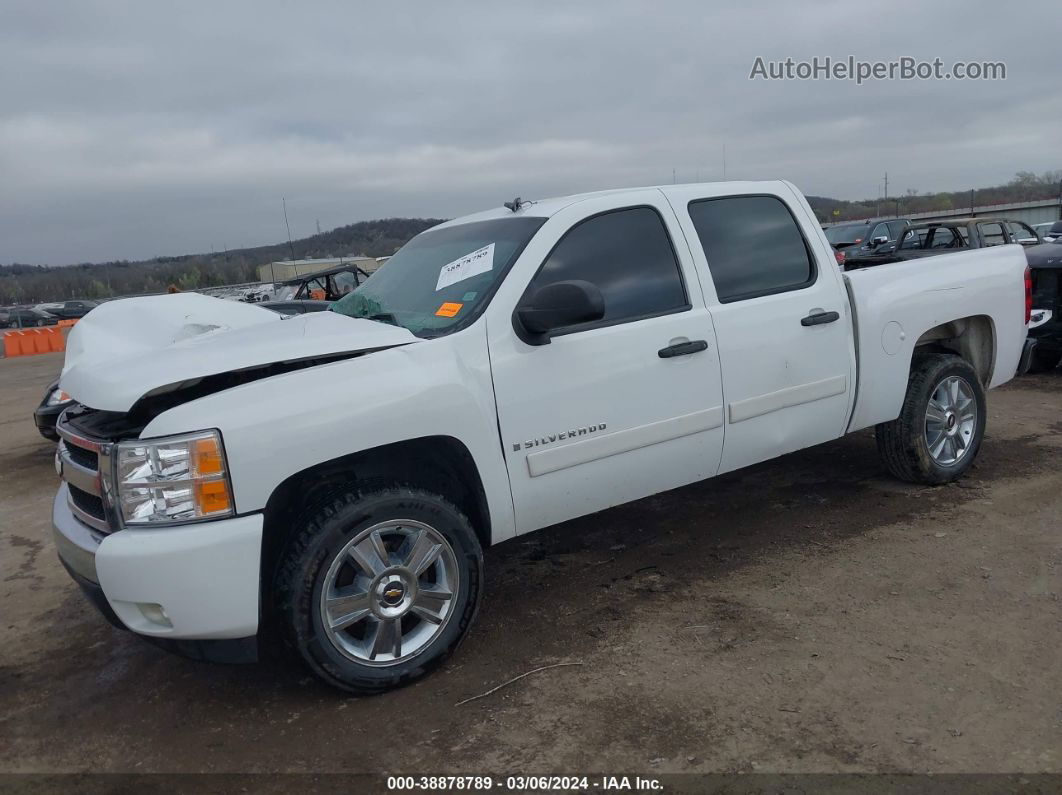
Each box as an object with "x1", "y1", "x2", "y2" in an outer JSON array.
[
  {"x1": 871, "y1": 235, "x2": 889, "y2": 247},
  {"x1": 514, "y1": 279, "x2": 605, "y2": 345}
]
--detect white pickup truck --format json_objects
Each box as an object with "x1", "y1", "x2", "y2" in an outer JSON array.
[{"x1": 51, "y1": 181, "x2": 1033, "y2": 692}]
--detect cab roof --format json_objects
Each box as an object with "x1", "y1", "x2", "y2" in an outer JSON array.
[{"x1": 431, "y1": 181, "x2": 798, "y2": 229}]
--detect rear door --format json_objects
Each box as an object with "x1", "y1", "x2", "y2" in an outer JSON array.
[
  {"x1": 664, "y1": 183, "x2": 856, "y2": 473},
  {"x1": 486, "y1": 191, "x2": 726, "y2": 533}
]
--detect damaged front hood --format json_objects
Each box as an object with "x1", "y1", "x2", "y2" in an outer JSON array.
[{"x1": 61, "y1": 293, "x2": 419, "y2": 412}]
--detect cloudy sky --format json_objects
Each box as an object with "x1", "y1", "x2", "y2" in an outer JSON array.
[{"x1": 2, "y1": 0, "x2": 1059, "y2": 264}]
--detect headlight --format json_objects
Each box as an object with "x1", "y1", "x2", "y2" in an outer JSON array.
[
  {"x1": 114, "y1": 430, "x2": 234, "y2": 525},
  {"x1": 46, "y1": 388, "x2": 72, "y2": 406}
]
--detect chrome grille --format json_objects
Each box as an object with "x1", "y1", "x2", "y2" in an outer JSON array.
[
  {"x1": 57, "y1": 419, "x2": 117, "y2": 534},
  {"x1": 64, "y1": 442, "x2": 97, "y2": 472},
  {"x1": 69, "y1": 484, "x2": 106, "y2": 522}
]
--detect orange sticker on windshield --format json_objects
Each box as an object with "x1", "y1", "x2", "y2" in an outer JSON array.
[{"x1": 435, "y1": 302, "x2": 463, "y2": 318}]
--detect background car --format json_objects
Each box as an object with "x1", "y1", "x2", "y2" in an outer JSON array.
[
  {"x1": 272, "y1": 264, "x2": 372, "y2": 302},
  {"x1": 845, "y1": 217, "x2": 1043, "y2": 269},
  {"x1": 1025, "y1": 241, "x2": 1062, "y2": 372},
  {"x1": 47, "y1": 300, "x2": 99, "y2": 319},
  {"x1": 1036, "y1": 220, "x2": 1062, "y2": 242},
  {"x1": 33, "y1": 380, "x2": 73, "y2": 441},
  {"x1": 0, "y1": 307, "x2": 59, "y2": 328},
  {"x1": 823, "y1": 217, "x2": 909, "y2": 252}
]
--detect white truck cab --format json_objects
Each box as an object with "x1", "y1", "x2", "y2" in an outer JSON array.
[{"x1": 51, "y1": 181, "x2": 1032, "y2": 692}]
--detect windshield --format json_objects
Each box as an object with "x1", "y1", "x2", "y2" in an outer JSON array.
[
  {"x1": 330, "y1": 217, "x2": 546, "y2": 337},
  {"x1": 824, "y1": 223, "x2": 868, "y2": 244}
]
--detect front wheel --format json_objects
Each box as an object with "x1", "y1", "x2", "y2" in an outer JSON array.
[
  {"x1": 275, "y1": 487, "x2": 483, "y2": 693},
  {"x1": 876, "y1": 353, "x2": 987, "y2": 484}
]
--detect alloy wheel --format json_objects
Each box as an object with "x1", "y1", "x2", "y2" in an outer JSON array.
[
  {"x1": 924, "y1": 375, "x2": 977, "y2": 465},
  {"x1": 319, "y1": 520, "x2": 459, "y2": 667}
]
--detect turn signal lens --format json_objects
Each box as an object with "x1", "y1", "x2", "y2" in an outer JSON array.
[
  {"x1": 46, "y1": 388, "x2": 72, "y2": 406},
  {"x1": 193, "y1": 437, "x2": 224, "y2": 476},
  {"x1": 195, "y1": 479, "x2": 232, "y2": 515}
]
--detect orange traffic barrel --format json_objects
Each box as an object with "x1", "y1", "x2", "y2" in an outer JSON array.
[
  {"x1": 48, "y1": 326, "x2": 65, "y2": 352},
  {"x1": 32, "y1": 329, "x2": 50, "y2": 354},
  {"x1": 2, "y1": 331, "x2": 22, "y2": 358}
]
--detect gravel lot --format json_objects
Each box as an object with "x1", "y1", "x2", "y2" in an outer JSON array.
[{"x1": 1, "y1": 352, "x2": 1059, "y2": 776}]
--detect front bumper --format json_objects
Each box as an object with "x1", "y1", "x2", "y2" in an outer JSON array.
[{"x1": 53, "y1": 484, "x2": 264, "y2": 658}]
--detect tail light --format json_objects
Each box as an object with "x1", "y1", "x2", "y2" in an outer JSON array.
[
  {"x1": 1024, "y1": 266, "x2": 1032, "y2": 325},
  {"x1": 834, "y1": 249, "x2": 846, "y2": 267}
]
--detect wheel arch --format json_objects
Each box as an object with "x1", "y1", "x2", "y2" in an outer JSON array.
[
  {"x1": 912, "y1": 314, "x2": 996, "y2": 386},
  {"x1": 260, "y1": 435, "x2": 492, "y2": 592}
]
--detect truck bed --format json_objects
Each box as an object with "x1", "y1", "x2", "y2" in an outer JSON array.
[{"x1": 842, "y1": 244, "x2": 1028, "y2": 433}]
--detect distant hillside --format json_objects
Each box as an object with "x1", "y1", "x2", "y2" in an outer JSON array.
[
  {"x1": 0, "y1": 217, "x2": 445, "y2": 305},
  {"x1": 807, "y1": 170, "x2": 1061, "y2": 223},
  {"x1": 6, "y1": 169, "x2": 1060, "y2": 304}
]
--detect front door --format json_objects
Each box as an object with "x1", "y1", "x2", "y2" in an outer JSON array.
[{"x1": 486, "y1": 192, "x2": 725, "y2": 534}]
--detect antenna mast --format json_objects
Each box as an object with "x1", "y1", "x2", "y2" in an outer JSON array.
[{"x1": 283, "y1": 197, "x2": 296, "y2": 261}]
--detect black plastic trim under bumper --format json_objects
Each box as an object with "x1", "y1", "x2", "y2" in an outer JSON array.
[
  {"x1": 59, "y1": 556, "x2": 125, "y2": 630},
  {"x1": 1017, "y1": 337, "x2": 1039, "y2": 375},
  {"x1": 59, "y1": 556, "x2": 259, "y2": 664}
]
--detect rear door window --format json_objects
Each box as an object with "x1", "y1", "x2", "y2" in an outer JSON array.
[{"x1": 687, "y1": 195, "x2": 816, "y2": 303}]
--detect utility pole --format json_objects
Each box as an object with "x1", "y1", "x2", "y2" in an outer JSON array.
[
  {"x1": 316, "y1": 219, "x2": 321, "y2": 235},
  {"x1": 883, "y1": 172, "x2": 888, "y2": 203}
]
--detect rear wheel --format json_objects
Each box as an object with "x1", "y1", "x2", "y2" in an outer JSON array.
[
  {"x1": 876, "y1": 353, "x2": 986, "y2": 484},
  {"x1": 275, "y1": 487, "x2": 483, "y2": 693}
]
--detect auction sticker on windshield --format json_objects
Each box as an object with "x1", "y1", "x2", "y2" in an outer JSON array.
[
  {"x1": 435, "y1": 302, "x2": 463, "y2": 318},
  {"x1": 436, "y1": 243, "x2": 495, "y2": 291}
]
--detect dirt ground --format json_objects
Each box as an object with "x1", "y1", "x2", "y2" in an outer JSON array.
[{"x1": 1, "y1": 352, "x2": 1059, "y2": 776}]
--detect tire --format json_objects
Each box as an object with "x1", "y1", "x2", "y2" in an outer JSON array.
[
  {"x1": 1026, "y1": 347, "x2": 1061, "y2": 374},
  {"x1": 275, "y1": 487, "x2": 483, "y2": 694},
  {"x1": 875, "y1": 353, "x2": 987, "y2": 485}
]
